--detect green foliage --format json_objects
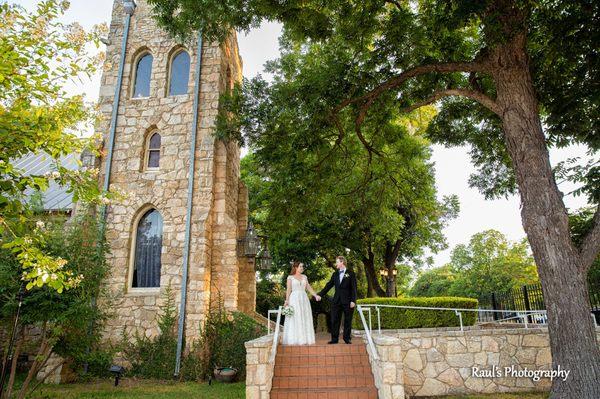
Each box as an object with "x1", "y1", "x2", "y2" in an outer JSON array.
[
  {"x1": 0, "y1": 211, "x2": 110, "y2": 385},
  {"x1": 410, "y1": 230, "x2": 538, "y2": 300},
  {"x1": 353, "y1": 296, "x2": 478, "y2": 330},
  {"x1": 569, "y1": 207, "x2": 600, "y2": 288},
  {"x1": 0, "y1": 0, "x2": 116, "y2": 292},
  {"x1": 121, "y1": 287, "x2": 178, "y2": 379},
  {"x1": 255, "y1": 278, "x2": 284, "y2": 317},
  {"x1": 192, "y1": 303, "x2": 266, "y2": 380},
  {"x1": 410, "y1": 265, "x2": 456, "y2": 297}
]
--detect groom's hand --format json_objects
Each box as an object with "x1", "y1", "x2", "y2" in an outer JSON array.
[{"x1": 350, "y1": 302, "x2": 355, "y2": 308}]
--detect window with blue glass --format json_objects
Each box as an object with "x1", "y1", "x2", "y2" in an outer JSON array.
[
  {"x1": 132, "y1": 209, "x2": 163, "y2": 288},
  {"x1": 168, "y1": 50, "x2": 190, "y2": 96},
  {"x1": 133, "y1": 53, "x2": 153, "y2": 98}
]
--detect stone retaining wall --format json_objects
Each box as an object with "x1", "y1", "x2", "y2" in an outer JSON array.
[
  {"x1": 364, "y1": 334, "x2": 405, "y2": 399},
  {"x1": 390, "y1": 327, "x2": 600, "y2": 397},
  {"x1": 245, "y1": 335, "x2": 275, "y2": 399}
]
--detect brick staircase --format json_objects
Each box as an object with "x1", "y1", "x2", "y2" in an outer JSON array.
[{"x1": 270, "y1": 335, "x2": 378, "y2": 399}]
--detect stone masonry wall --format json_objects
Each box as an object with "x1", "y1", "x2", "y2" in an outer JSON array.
[
  {"x1": 245, "y1": 335, "x2": 275, "y2": 399},
  {"x1": 96, "y1": 0, "x2": 250, "y2": 345},
  {"x1": 392, "y1": 327, "x2": 600, "y2": 397}
]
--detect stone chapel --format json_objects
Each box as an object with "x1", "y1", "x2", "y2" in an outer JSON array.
[{"x1": 94, "y1": 0, "x2": 256, "y2": 344}]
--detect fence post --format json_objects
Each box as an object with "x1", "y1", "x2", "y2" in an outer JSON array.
[
  {"x1": 491, "y1": 293, "x2": 498, "y2": 321},
  {"x1": 523, "y1": 285, "x2": 532, "y2": 323}
]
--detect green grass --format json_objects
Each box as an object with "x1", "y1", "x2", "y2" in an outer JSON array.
[
  {"x1": 28, "y1": 379, "x2": 245, "y2": 399},
  {"x1": 435, "y1": 393, "x2": 548, "y2": 399}
]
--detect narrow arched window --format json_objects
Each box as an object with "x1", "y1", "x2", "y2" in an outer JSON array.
[
  {"x1": 146, "y1": 132, "x2": 161, "y2": 169},
  {"x1": 168, "y1": 50, "x2": 190, "y2": 96},
  {"x1": 133, "y1": 53, "x2": 153, "y2": 98},
  {"x1": 132, "y1": 209, "x2": 163, "y2": 288}
]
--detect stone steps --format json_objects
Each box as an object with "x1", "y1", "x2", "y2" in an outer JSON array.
[{"x1": 271, "y1": 339, "x2": 377, "y2": 399}]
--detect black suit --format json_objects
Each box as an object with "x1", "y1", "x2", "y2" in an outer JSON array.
[{"x1": 318, "y1": 269, "x2": 358, "y2": 343}]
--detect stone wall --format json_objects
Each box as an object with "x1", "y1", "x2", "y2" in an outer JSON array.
[
  {"x1": 364, "y1": 334, "x2": 405, "y2": 399},
  {"x1": 391, "y1": 327, "x2": 600, "y2": 397},
  {"x1": 95, "y1": 0, "x2": 252, "y2": 346},
  {"x1": 245, "y1": 335, "x2": 275, "y2": 399}
]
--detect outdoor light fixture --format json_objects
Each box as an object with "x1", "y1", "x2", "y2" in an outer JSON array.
[
  {"x1": 109, "y1": 365, "x2": 125, "y2": 386},
  {"x1": 379, "y1": 268, "x2": 398, "y2": 277},
  {"x1": 237, "y1": 222, "x2": 271, "y2": 270},
  {"x1": 256, "y1": 241, "x2": 273, "y2": 270}
]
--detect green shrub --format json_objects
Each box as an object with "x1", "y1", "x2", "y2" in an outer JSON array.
[
  {"x1": 121, "y1": 287, "x2": 178, "y2": 379},
  {"x1": 185, "y1": 301, "x2": 266, "y2": 381},
  {"x1": 352, "y1": 296, "x2": 478, "y2": 329}
]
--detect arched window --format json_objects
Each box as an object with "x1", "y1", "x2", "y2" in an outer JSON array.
[
  {"x1": 133, "y1": 53, "x2": 153, "y2": 98},
  {"x1": 132, "y1": 209, "x2": 163, "y2": 288},
  {"x1": 146, "y1": 132, "x2": 161, "y2": 169},
  {"x1": 168, "y1": 50, "x2": 190, "y2": 96}
]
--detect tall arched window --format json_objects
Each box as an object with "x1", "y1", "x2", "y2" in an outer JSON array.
[
  {"x1": 168, "y1": 50, "x2": 190, "y2": 96},
  {"x1": 132, "y1": 209, "x2": 163, "y2": 288},
  {"x1": 146, "y1": 132, "x2": 161, "y2": 169},
  {"x1": 133, "y1": 53, "x2": 153, "y2": 98}
]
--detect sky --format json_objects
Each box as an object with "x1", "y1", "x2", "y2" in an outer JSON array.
[{"x1": 14, "y1": 0, "x2": 593, "y2": 268}]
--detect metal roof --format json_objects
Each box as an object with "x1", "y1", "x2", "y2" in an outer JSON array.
[{"x1": 11, "y1": 151, "x2": 83, "y2": 212}]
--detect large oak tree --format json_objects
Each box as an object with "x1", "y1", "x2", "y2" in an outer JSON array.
[{"x1": 149, "y1": 0, "x2": 600, "y2": 397}]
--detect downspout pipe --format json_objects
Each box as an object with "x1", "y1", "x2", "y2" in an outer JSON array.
[
  {"x1": 174, "y1": 30, "x2": 203, "y2": 377},
  {"x1": 99, "y1": 0, "x2": 136, "y2": 231}
]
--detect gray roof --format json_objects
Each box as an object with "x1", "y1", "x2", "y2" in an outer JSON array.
[{"x1": 11, "y1": 151, "x2": 83, "y2": 212}]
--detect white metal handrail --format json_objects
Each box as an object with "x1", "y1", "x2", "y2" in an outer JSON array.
[
  {"x1": 357, "y1": 305, "x2": 379, "y2": 360},
  {"x1": 357, "y1": 304, "x2": 558, "y2": 332},
  {"x1": 268, "y1": 306, "x2": 283, "y2": 363}
]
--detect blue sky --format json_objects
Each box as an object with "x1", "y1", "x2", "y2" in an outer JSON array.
[{"x1": 14, "y1": 0, "x2": 592, "y2": 268}]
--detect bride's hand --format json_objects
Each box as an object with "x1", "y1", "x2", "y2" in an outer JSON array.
[
  {"x1": 284, "y1": 300, "x2": 289, "y2": 306},
  {"x1": 314, "y1": 295, "x2": 321, "y2": 301}
]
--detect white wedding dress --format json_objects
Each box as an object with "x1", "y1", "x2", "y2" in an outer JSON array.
[{"x1": 282, "y1": 275, "x2": 316, "y2": 345}]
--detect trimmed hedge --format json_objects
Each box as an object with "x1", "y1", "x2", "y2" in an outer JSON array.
[{"x1": 352, "y1": 296, "x2": 478, "y2": 329}]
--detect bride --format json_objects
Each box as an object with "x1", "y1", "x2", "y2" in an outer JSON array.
[{"x1": 282, "y1": 261, "x2": 321, "y2": 345}]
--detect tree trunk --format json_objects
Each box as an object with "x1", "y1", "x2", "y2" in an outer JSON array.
[
  {"x1": 362, "y1": 248, "x2": 385, "y2": 297},
  {"x1": 493, "y1": 34, "x2": 600, "y2": 398},
  {"x1": 5, "y1": 328, "x2": 23, "y2": 399}
]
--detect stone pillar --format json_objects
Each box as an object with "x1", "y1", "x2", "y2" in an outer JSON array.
[
  {"x1": 245, "y1": 335, "x2": 274, "y2": 399},
  {"x1": 364, "y1": 334, "x2": 405, "y2": 399}
]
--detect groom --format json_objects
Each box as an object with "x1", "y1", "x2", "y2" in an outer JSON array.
[{"x1": 318, "y1": 256, "x2": 358, "y2": 344}]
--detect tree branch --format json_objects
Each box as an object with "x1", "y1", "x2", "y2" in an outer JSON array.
[
  {"x1": 335, "y1": 61, "x2": 488, "y2": 112},
  {"x1": 580, "y1": 204, "x2": 600, "y2": 270},
  {"x1": 397, "y1": 88, "x2": 502, "y2": 116}
]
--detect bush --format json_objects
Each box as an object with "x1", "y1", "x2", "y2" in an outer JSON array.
[
  {"x1": 352, "y1": 296, "x2": 478, "y2": 329},
  {"x1": 120, "y1": 286, "x2": 178, "y2": 379},
  {"x1": 188, "y1": 301, "x2": 266, "y2": 380}
]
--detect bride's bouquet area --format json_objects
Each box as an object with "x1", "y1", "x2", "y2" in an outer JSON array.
[{"x1": 282, "y1": 305, "x2": 294, "y2": 316}]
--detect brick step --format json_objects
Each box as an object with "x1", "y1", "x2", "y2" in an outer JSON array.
[
  {"x1": 275, "y1": 353, "x2": 370, "y2": 366},
  {"x1": 277, "y1": 343, "x2": 366, "y2": 356},
  {"x1": 274, "y1": 364, "x2": 372, "y2": 377},
  {"x1": 272, "y1": 375, "x2": 374, "y2": 389},
  {"x1": 270, "y1": 387, "x2": 378, "y2": 399}
]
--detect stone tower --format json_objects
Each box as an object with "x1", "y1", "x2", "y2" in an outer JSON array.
[{"x1": 95, "y1": 0, "x2": 256, "y2": 344}]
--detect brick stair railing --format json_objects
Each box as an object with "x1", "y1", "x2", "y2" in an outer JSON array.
[{"x1": 270, "y1": 339, "x2": 378, "y2": 399}]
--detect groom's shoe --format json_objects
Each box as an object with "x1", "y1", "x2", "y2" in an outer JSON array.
[
  {"x1": 344, "y1": 340, "x2": 352, "y2": 344},
  {"x1": 327, "y1": 340, "x2": 338, "y2": 344}
]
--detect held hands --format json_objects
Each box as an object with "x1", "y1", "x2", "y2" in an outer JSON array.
[
  {"x1": 350, "y1": 302, "x2": 355, "y2": 308},
  {"x1": 314, "y1": 295, "x2": 321, "y2": 301}
]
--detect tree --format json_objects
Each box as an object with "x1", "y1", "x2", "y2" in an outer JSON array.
[
  {"x1": 0, "y1": 0, "x2": 116, "y2": 293},
  {"x1": 235, "y1": 64, "x2": 457, "y2": 297},
  {"x1": 446, "y1": 230, "x2": 538, "y2": 299},
  {"x1": 410, "y1": 265, "x2": 456, "y2": 297},
  {"x1": 150, "y1": 1, "x2": 600, "y2": 395}
]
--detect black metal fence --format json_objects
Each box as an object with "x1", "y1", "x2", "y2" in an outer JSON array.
[{"x1": 480, "y1": 283, "x2": 600, "y2": 324}]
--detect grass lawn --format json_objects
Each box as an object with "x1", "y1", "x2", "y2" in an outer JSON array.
[
  {"x1": 28, "y1": 379, "x2": 245, "y2": 399},
  {"x1": 435, "y1": 393, "x2": 548, "y2": 399}
]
